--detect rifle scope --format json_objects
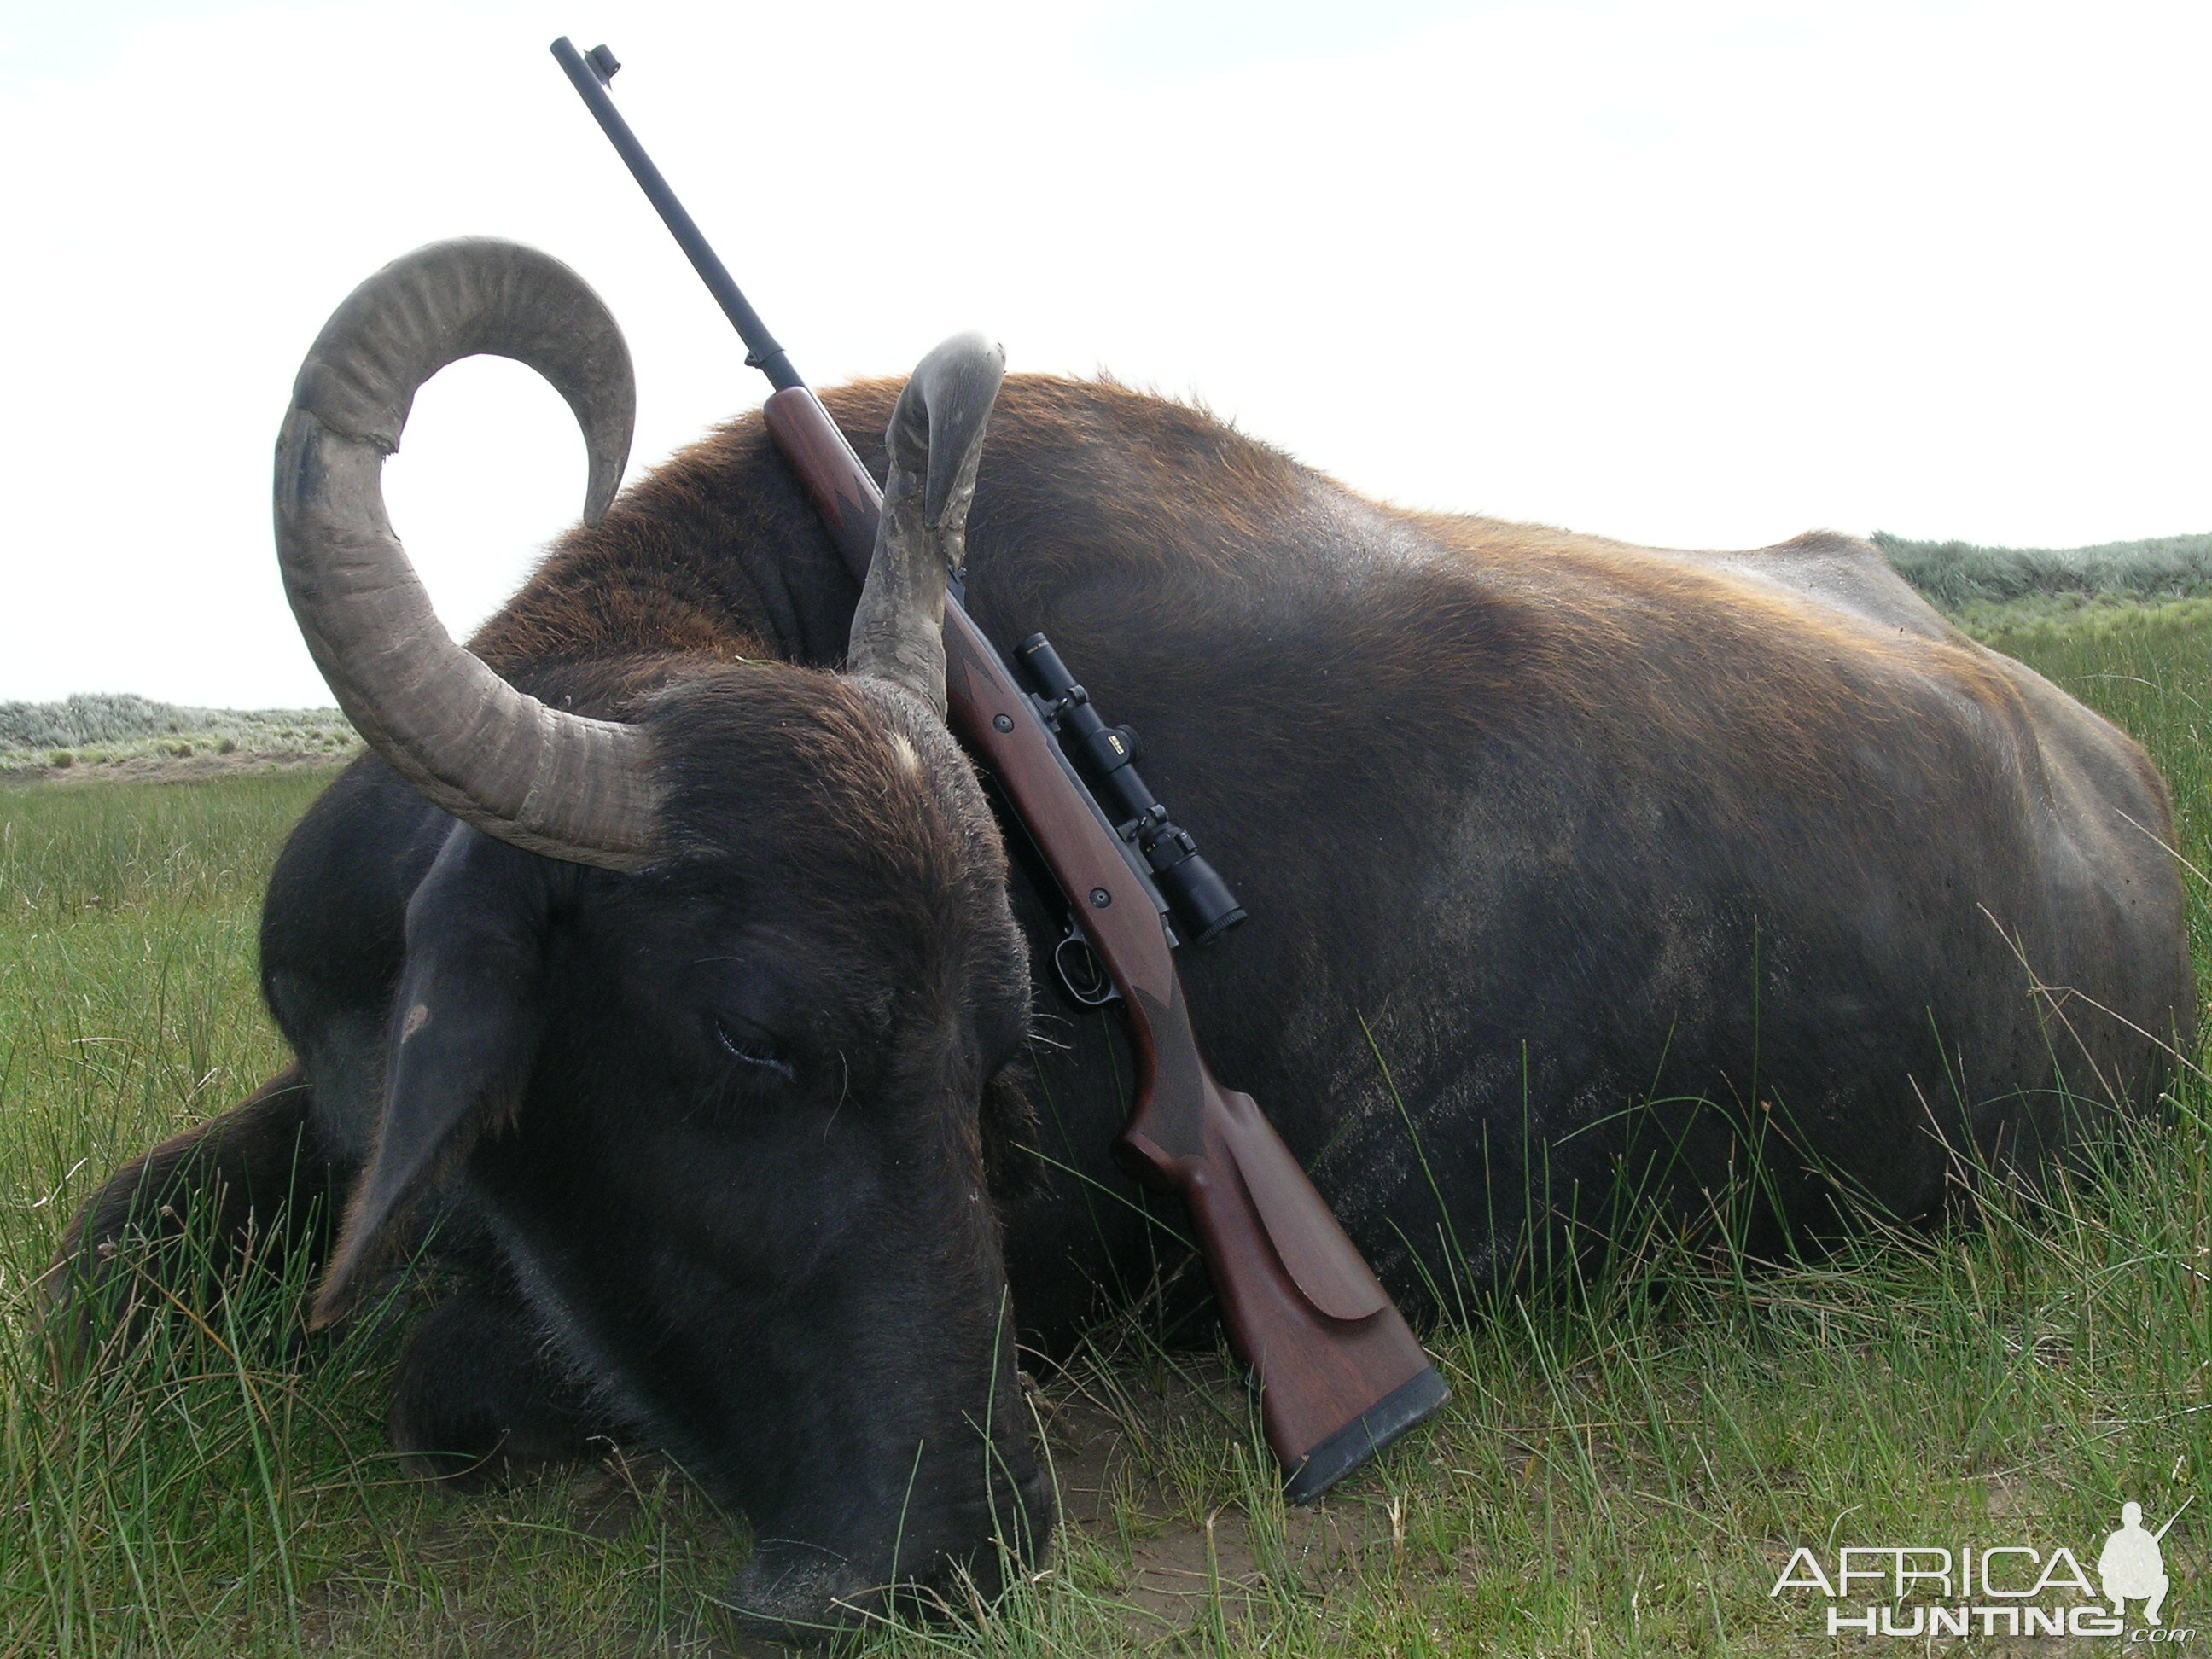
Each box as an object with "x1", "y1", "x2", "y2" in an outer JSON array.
[{"x1": 1016, "y1": 634, "x2": 1246, "y2": 945}]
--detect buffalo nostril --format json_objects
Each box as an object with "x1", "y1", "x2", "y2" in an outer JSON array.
[
  {"x1": 722, "y1": 1541, "x2": 881, "y2": 1647},
  {"x1": 1024, "y1": 1465, "x2": 1057, "y2": 1532},
  {"x1": 1008, "y1": 1464, "x2": 1058, "y2": 1559}
]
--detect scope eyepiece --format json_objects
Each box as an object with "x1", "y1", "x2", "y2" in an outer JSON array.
[{"x1": 1153, "y1": 847, "x2": 1245, "y2": 944}]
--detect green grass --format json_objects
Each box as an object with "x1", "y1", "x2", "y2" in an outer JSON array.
[{"x1": 7, "y1": 605, "x2": 2212, "y2": 1655}]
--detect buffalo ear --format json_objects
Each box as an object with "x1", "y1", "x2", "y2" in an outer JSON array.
[
  {"x1": 312, "y1": 824, "x2": 556, "y2": 1326},
  {"x1": 981, "y1": 1055, "x2": 1046, "y2": 1203}
]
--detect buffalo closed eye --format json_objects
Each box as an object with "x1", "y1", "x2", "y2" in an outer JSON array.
[{"x1": 712, "y1": 1019, "x2": 795, "y2": 1080}]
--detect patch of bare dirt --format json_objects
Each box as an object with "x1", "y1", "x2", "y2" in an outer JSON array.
[{"x1": 1031, "y1": 1360, "x2": 1399, "y2": 1644}]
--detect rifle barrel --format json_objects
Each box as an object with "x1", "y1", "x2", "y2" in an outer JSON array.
[
  {"x1": 549, "y1": 38, "x2": 803, "y2": 392},
  {"x1": 2156, "y1": 1495, "x2": 2195, "y2": 1541}
]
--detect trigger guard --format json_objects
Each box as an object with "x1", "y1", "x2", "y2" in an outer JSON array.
[{"x1": 1052, "y1": 928, "x2": 1119, "y2": 1007}]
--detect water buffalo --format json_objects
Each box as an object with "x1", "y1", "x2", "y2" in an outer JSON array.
[{"x1": 52, "y1": 239, "x2": 2192, "y2": 1640}]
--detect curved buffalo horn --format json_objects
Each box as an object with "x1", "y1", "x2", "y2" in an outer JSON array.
[
  {"x1": 274, "y1": 238, "x2": 661, "y2": 870},
  {"x1": 847, "y1": 333, "x2": 1007, "y2": 716}
]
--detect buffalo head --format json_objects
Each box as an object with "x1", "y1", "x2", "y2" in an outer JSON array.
[{"x1": 275, "y1": 239, "x2": 1049, "y2": 1639}]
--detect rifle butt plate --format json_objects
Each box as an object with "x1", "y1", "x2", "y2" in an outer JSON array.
[{"x1": 1280, "y1": 1365, "x2": 1451, "y2": 1507}]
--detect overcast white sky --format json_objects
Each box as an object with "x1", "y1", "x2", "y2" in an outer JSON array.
[{"x1": 3, "y1": 0, "x2": 2209, "y2": 707}]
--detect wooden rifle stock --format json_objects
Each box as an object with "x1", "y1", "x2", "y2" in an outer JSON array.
[{"x1": 763, "y1": 387, "x2": 1447, "y2": 1499}]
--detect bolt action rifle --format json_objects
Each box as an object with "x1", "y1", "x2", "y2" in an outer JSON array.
[{"x1": 551, "y1": 37, "x2": 1447, "y2": 1502}]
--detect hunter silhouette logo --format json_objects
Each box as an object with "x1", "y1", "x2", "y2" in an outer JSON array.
[
  {"x1": 1770, "y1": 1499, "x2": 2196, "y2": 1640},
  {"x1": 2100, "y1": 1502, "x2": 2179, "y2": 1626}
]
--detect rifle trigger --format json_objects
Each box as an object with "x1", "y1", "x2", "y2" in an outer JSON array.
[{"x1": 1052, "y1": 923, "x2": 1119, "y2": 1007}]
